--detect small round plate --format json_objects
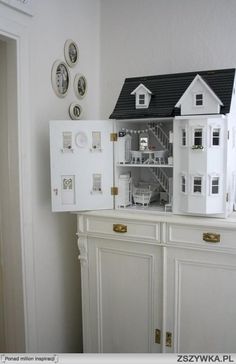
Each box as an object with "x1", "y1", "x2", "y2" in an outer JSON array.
[{"x1": 75, "y1": 131, "x2": 88, "y2": 148}]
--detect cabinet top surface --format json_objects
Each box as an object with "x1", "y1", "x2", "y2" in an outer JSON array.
[{"x1": 74, "y1": 209, "x2": 236, "y2": 229}]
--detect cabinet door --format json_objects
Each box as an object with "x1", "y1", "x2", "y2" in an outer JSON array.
[
  {"x1": 50, "y1": 120, "x2": 114, "y2": 211},
  {"x1": 86, "y1": 238, "x2": 162, "y2": 353},
  {"x1": 164, "y1": 247, "x2": 236, "y2": 353}
]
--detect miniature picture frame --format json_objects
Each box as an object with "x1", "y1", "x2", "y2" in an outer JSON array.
[
  {"x1": 74, "y1": 73, "x2": 87, "y2": 99},
  {"x1": 51, "y1": 60, "x2": 70, "y2": 98},
  {"x1": 69, "y1": 102, "x2": 83, "y2": 120},
  {"x1": 64, "y1": 39, "x2": 79, "y2": 68}
]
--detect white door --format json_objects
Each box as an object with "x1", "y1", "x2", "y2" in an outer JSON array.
[
  {"x1": 164, "y1": 247, "x2": 236, "y2": 353},
  {"x1": 87, "y1": 238, "x2": 162, "y2": 353},
  {"x1": 50, "y1": 120, "x2": 114, "y2": 211}
]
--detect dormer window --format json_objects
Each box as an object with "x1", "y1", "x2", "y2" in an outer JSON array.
[
  {"x1": 195, "y1": 93, "x2": 203, "y2": 106},
  {"x1": 175, "y1": 74, "x2": 223, "y2": 115},
  {"x1": 138, "y1": 94, "x2": 145, "y2": 105},
  {"x1": 131, "y1": 83, "x2": 152, "y2": 109}
]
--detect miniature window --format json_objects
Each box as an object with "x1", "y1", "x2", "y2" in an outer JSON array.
[
  {"x1": 212, "y1": 128, "x2": 220, "y2": 146},
  {"x1": 92, "y1": 173, "x2": 102, "y2": 193},
  {"x1": 62, "y1": 131, "x2": 72, "y2": 150},
  {"x1": 138, "y1": 94, "x2": 145, "y2": 105},
  {"x1": 193, "y1": 176, "x2": 202, "y2": 194},
  {"x1": 195, "y1": 93, "x2": 203, "y2": 106},
  {"x1": 211, "y1": 177, "x2": 219, "y2": 194},
  {"x1": 139, "y1": 134, "x2": 149, "y2": 150},
  {"x1": 181, "y1": 129, "x2": 187, "y2": 146},
  {"x1": 193, "y1": 128, "x2": 203, "y2": 146},
  {"x1": 92, "y1": 131, "x2": 101, "y2": 150},
  {"x1": 181, "y1": 175, "x2": 186, "y2": 193},
  {"x1": 61, "y1": 175, "x2": 75, "y2": 205}
]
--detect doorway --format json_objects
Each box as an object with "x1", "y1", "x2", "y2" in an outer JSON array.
[{"x1": 0, "y1": 35, "x2": 25, "y2": 352}]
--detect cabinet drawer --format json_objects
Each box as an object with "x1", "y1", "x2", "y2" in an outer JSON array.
[
  {"x1": 85, "y1": 217, "x2": 160, "y2": 242},
  {"x1": 166, "y1": 223, "x2": 236, "y2": 250}
]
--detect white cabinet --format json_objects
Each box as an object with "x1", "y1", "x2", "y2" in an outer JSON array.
[
  {"x1": 85, "y1": 237, "x2": 162, "y2": 353},
  {"x1": 165, "y1": 247, "x2": 236, "y2": 353},
  {"x1": 77, "y1": 210, "x2": 236, "y2": 353}
]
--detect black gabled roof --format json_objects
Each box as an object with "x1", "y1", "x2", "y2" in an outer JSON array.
[{"x1": 109, "y1": 68, "x2": 235, "y2": 119}]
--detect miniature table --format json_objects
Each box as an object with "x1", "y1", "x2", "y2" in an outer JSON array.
[{"x1": 142, "y1": 150, "x2": 155, "y2": 164}]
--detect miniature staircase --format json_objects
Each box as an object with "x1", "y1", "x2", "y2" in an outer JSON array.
[
  {"x1": 150, "y1": 167, "x2": 170, "y2": 199},
  {"x1": 148, "y1": 122, "x2": 171, "y2": 153}
]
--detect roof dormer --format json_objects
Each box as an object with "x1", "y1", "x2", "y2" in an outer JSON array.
[
  {"x1": 175, "y1": 74, "x2": 223, "y2": 116},
  {"x1": 131, "y1": 83, "x2": 152, "y2": 109}
]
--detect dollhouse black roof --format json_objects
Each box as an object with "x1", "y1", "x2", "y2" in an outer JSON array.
[{"x1": 109, "y1": 68, "x2": 235, "y2": 119}]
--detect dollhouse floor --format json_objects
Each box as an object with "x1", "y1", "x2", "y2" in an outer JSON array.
[{"x1": 118, "y1": 202, "x2": 172, "y2": 213}]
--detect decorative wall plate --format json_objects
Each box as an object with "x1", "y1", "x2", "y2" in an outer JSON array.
[
  {"x1": 69, "y1": 102, "x2": 82, "y2": 120},
  {"x1": 64, "y1": 39, "x2": 79, "y2": 68},
  {"x1": 75, "y1": 132, "x2": 88, "y2": 148},
  {"x1": 74, "y1": 73, "x2": 87, "y2": 99},
  {"x1": 51, "y1": 60, "x2": 70, "y2": 98}
]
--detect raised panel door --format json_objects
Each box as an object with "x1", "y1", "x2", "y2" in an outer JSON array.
[
  {"x1": 165, "y1": 246, "x2": 236, "y2": 353},
  {"x1": 86, "y1": 237, "x2": 162, "y2": 353}
]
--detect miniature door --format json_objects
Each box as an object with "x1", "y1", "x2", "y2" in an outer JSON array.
[{"x1": 50, "y1": 120, "x2": 114, "y2": 212}]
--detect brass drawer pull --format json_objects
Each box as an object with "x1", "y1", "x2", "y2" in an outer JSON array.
[
  {"x1": 113, "y1": 224, "x2": 127, "y2": 233},
  {"x1": 203, "y1": 232, "x2": 220, "y2": 243}
]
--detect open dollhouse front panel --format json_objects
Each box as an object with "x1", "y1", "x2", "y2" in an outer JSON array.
[
  {"x1": 50, "y1": 120, "x2": 114, "y2": 212},
  {"x1": 114, "y1": 120, "x2": 173, "y2": 211}
]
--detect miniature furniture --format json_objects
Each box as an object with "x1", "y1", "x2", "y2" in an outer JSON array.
[
  {"x1": 76, "y1": 210, "x2": 236, "y2": 353},
  {"x1": 131, "y1": 150, "x2": 142, "y2": 164},
  {"x1": 117, "y1": 174, "x2": 132, "y2": 208},
  {"x1": 142, "y1": 150, "x2": 155, "y2": 164},
  {"x1": 132, "y1": 182, "x2": 158, "y2": 206},
  {"x1": 153, "y1": 150, "x2": 166, "y2": 164}
]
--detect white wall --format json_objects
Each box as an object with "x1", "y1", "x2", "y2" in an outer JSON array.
[
  {"x1": 28, "y1": 0, "x2": 100, "y2": 353},
  {"x1": 100, "y1": 0, "x2": 236, "y2": 118},
  {"x1": 0, "y1": 36, "x2": 25, "y2": 352}
]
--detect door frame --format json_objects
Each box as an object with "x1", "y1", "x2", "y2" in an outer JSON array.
[{"x1": 0, "y1": 6, "x2": 37, "y2": 352}]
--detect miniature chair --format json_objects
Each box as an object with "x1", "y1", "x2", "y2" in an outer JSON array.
[
  {"x1": 154, "y1": 150, "x2": 166, "y2": 164},
  {"x1": 165, "y1": 196, "x2": 173, "y2": 212},
  {"x1": 131, "y1": 151, "x2": 142, "y2": 164}
]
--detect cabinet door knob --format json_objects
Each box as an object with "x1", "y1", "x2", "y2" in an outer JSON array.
[
  {"x1": 203, "y1": 232, "x2": 220, "y2": 243},
  {"x1": 113, "y1": 224, "x2": 127, "y2": 233}
]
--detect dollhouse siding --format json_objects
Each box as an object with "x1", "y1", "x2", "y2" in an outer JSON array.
[
  {"x1": 173, "y1": 115, "x2": 227, "y2": 216},
  {"x1": 179, "y1": 82, "x2": 221, "y2": 115}
]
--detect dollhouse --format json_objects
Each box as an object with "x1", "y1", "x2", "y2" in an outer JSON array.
[
  {"x1": 50, "y1": 68, "x2": 236, "y2": 218},
  {"x1": 109, "y1": 68, "x2": 236, "y2": 218}
]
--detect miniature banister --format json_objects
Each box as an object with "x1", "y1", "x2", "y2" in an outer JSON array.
[
  {"x1": 148, "y1": 122, "x2": 170, "y2": 152},
  {"x1": 150, "y1": 167, "x2": 170, "y2": 199}
]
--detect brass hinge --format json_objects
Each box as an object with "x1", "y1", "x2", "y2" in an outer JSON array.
[
  {"x1": 155, "y1": 329, "x2": 161, "y2": 344},
  {"x1": 110, "y1": 133, "x2": 118, "y2": 142},
  {"x1": 226, "y1": 193, "x2": 229, "y2": 202},
  {"x1": 111, "y1": 187, "x2": 118, "y2": 195},
  {"x1": 166, "y1": 332, "x2": 172, "y2": 347}
]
